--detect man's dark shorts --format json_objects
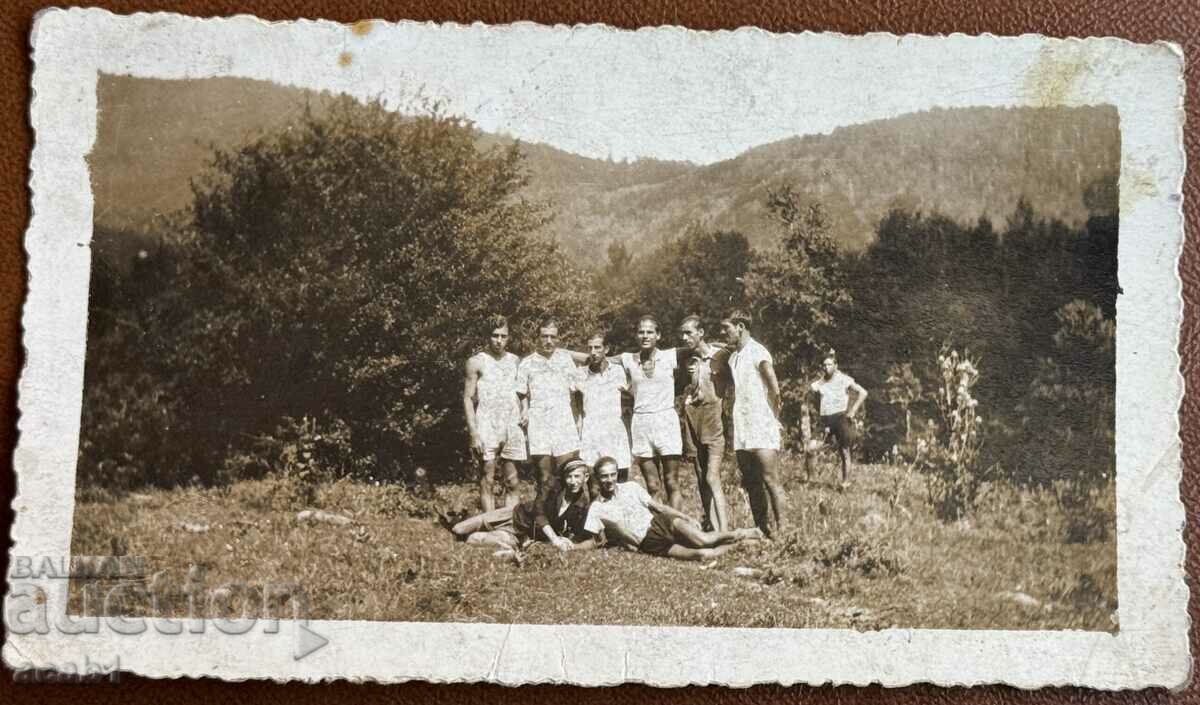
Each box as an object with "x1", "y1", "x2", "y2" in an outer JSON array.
[
  {"x1": 682, "y1": 402, "x2": 725, "y2": 458},
  {"x1": 820, "y1": 412, "x2": 855, "y2": 449},
  {"x1": 639, "y1": 512, "x2": 677, "y2": 557}
]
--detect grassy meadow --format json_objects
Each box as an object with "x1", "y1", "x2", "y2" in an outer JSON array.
[{"x1": 69, "y1": 452, "x2": 1116, "y2": 631}]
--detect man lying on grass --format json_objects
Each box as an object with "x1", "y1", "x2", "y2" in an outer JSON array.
[
  {"x1": 584, "y1": 456, "x2": 763, "y2": 561},
  {"x1": 451, "y1": 458, "x2": 598, "y2": 552}
]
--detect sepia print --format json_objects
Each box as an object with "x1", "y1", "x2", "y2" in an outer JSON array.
[{"x1": 6, "y1": 9, "x2": 1188, "y2": 689}]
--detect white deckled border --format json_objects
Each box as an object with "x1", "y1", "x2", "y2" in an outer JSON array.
[{"x1": 6, "y1": 8, "x2": 1189, "y2": 688}]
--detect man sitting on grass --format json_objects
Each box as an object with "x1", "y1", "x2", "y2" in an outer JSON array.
[
  {"x1": 450, "y1": 458, "x2": 597, "y2": 552},
  {"x1": 583, "y1": 456, "x2": 762, "y2": 561}
]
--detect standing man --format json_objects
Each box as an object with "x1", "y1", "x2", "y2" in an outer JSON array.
[
  {"x1": 678, "y1": 315, "x2": 732, "y2": 532},
  {"x1": 517, "y1": 316, "x2": 581, "y2": 509},
  {"x1": 619, "y1": 316, "x2": 684, "y2": 509},
  {"x1": 463, "y1": 315, "x2": 526, "y2": 512},
  {"x1": 811, "y1": 353, "x2": 868, "y2": 487},
  {"x1": 573, "y1": 331, "x2": 633, "y2": 480},
  {"x1": 721, "y1": 309, "x2": 787, "y2": 538}
]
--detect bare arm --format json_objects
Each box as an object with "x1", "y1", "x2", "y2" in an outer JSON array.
[
  {"x1": 569, "y1": 535, "x2": 601, "y2": 551},
  {"x1": 848, "y1": 380, "x2": 868, "y2": 417},
  {"x1": 758, "y1": 359, "x2": 782, "y2": 417},
  {"x1": 462, "y1": 356, "x2": 484, "y2": 453},
  {"x1": 647, "y1": 498, "x2": 695, "y2": 524}
]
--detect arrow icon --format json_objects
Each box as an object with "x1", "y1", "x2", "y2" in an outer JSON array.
[{"x1": 294, "y1": 622, "x2": 329, "y2": 661}]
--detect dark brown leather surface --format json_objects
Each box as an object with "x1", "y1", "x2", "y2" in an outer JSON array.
[{"x1": 1, "y1": 0, "x2": 1196, "y2": 701}]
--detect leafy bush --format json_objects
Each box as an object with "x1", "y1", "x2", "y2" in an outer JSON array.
[{"x1": 79, "y1": 97, "x2": 598, "y2": 489}]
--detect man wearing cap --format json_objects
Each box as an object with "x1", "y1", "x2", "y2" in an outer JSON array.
[{"x1": 450, "y1": 458, "x2": 597, "y2": 552}]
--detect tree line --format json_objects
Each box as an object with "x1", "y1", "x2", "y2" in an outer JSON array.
[{"x1": 79, "y1": 96, "x2": 1117, "y2": 529}]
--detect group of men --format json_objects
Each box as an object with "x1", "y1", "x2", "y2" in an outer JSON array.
[{"x1": 457, "y1": 310, "x2": 867, "y2": 561}]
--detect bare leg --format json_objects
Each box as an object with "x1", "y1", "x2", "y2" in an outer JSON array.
[
  {"x1": 639, "y1": 457, "x2": 663, "y2": 497},
  {"x1": 452, "y1": 506, "x2": 514, "y2": 538},
  {"x1": 532, "y1": 455, "x2": 554, "y2": 508},
  {"x1": 465, "y1": 530, "x2": 519, "y2": 550},
  {"x1": 478, "y1": 459, "x2": 497, "y2": 512},
  {"x1": 737, "y1": 450, "x2": 770, "y2": 535},
  {"x1": 756, "y1": 449, "x2": 787, "y2": 535},
  {"x1": 699, "y1": 445, "x2": 730, "y2": 531},
  {"x1": 500, "y1": 460, "x2": 521, "y2": 508},
  {"x1": 840, "y1": 446, "x2": 852, "y2": 484},
  {"x1": 670, "y1": 517, "x2": 761, "y2": 548},
  {"x1": 692, "y1": 453, "x2": 714, "y2": 529},
  {"x1": 665, "y1": 544, "x2": 736, "y2": 561},
  {"x1": 661, "y1": 455, "x2": 683, "y2": 510}
]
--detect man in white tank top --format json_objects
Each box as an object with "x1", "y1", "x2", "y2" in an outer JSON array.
[
  {"x1": 463, "y1": 315, "x2": 527, "y2": 512},
  {"x1": 615, "y1": 315, "x2": 686, "y2": 510},
  {"x1": 721, "y1": 309, "x2": 787, "y2": 538}
]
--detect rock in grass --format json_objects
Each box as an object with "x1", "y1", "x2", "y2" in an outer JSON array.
[
  {"x1": 178, "y1": 520, "x2": 210, "y2": 534},
  {"x1": 996, "y1": 590, "x2": 1041, "y2": 608},
  {"x1": 858, "y1": 511, "x2": 886, "y2": 532},
  {"x1": 733, "y1": 566, "x2": 763, "y2": 579},
  {"x1": 296, "y1": 509, "x2": 353, "y2": 526}
]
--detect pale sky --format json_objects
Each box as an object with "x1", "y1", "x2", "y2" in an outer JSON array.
[{"x1": 81, "y1": 19, "x2": 1164, "y2": 165}]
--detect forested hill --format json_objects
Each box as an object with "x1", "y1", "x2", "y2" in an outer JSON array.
[{"x1": 91, "y1": 75, "x2": 1118, "y2": 262}]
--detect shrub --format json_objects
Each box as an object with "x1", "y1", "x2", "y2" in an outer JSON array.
[
  {"x1": 916, "y1": 347, "x2": 990, "y2": 521},
  {"x1": 79, "y1": 96, "x2": 599, "y2": 490}
]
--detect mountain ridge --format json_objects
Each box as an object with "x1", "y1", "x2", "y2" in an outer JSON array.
[{"x1": 91, "y1": 75, "x2": 1119, "y2": 263}]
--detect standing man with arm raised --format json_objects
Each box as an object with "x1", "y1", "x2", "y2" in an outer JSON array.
[
  {"x1": 463, "y1": 314, "x2": 526, "y2": 512},
  {"x1": 721, "y1": 309, "x2": 787, "y2": 538},
  {"x1": 811, "y1": 352, "x2": 868, "y2": 488}
]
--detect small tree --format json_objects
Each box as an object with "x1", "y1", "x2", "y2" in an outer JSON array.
[
  {"x1": 744, "y1": 187, "x2": 851, "y2": 441},
  {"x1": 918, "y1": 346, "x2": 988, "y2": 520},
  {"x1": 1018, "y1": 299, "x2": 1115, "y2": 541},
  {"x1": 884, "y1": 362, "x2": 923, "y2": 443}
]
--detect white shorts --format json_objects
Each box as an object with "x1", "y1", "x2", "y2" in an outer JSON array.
[
  {"x1": 477, "y1": 404, "x2": 527, "y2": 462},
  {"x1": 630, "y1": 409, "x2": 683, "y2": 459},
  {"x1": 732, "y1": 407, "x2": 781, "y2": 451},
  {"x1": 580, "y1": 417, "x2": 632, "y2": 470},
  {"x1": 527, "y1": 408, "x2": 580, "y2": 458}
]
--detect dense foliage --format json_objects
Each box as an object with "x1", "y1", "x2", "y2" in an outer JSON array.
[
  {"x1": 80, "y1": 97, "x2": 595, "y2": 489},
  {"x1": 79, "y1": 96, "x2": 1118, "y2": 534}
]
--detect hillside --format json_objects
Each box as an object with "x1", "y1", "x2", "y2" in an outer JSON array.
[{"x1": 90, "y1": 75, "x2": 1118, "y2": 263}]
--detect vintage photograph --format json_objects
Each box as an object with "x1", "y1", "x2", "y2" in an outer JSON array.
[
  {"x1": 74, "y1": 74, "x2": 1121, "y2": 630},
  {"x1": 8, "y1": 9, "x2": 1187, "y2": 688}
]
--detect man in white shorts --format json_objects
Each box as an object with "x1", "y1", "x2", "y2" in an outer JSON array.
[
  {"x1": 517, "y1": 316, "x2": 582, "y2": 509},
  {"x1": 721, "y1": 309, "x2": 787, "y2": 538},
  {"x1": 572, "y1": 331, "x2": 633, "y2": 480},
  {"x1": 463, "y1": 314, "x2": 526, "y2": 511},
  {"x1": 616, "y1": 315, "x2": 685, "y2": 509}
]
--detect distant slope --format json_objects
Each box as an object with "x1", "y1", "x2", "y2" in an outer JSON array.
[{"x1": 91, "y1": 75, "x2": 1118, "y2": 264}]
